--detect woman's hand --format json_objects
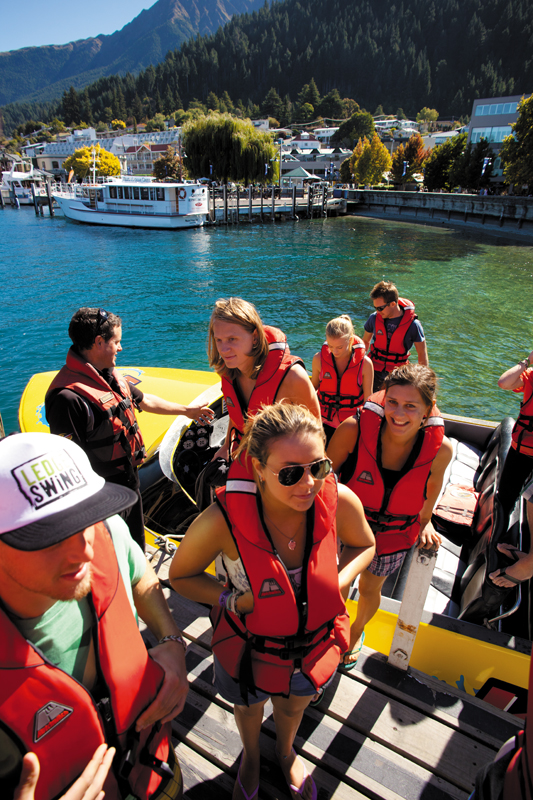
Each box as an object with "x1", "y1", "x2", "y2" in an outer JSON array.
[
  {"x1": 417, "y1": 520, "x2": 441, "y2": 549},
  {"x1": 236, "y1": 590, "x2": 254, "y2": 615}
]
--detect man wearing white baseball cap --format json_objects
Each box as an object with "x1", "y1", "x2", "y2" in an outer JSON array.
[{"x1": 0, "y1": 433, "x2": 187, "y2": 800}]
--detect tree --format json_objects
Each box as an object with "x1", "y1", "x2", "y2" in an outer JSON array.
[
  {"x1": 261, "y1": 88, "x2": 283, "y2": 121},
  {"x1": 423, "y1": 133, "x2": 467, "y2": 191},
  {"x1": 416, "y1": 107, "x2": 439, "y2": 131},
  {"x1": 317, "y1": 89, "x2": 344, "y2": 120},
  {"x1": 182, "y1": 113, "x2": 277, "y2": 184},
  {"x1": 146, "y1": 113, "x2": 166, "y2": 132},
  {"x1": 500, "y1": 95, "x2": 533, "y2": 189},
  {"x1": 342, "y1": 99, "x2": 360, "y2": 118},
  {"x1": 112, "y1": 119, "x2": 126, "y2": 130},
  {"x1": 396, "y1": 108, "x2": 407, "y2": 120},
  {"x1": 339, "y1": 157, "x2": 352, "y2": 183},
  {"x1": 152, "y1": 146, "x2": 184, "y2": 180},
  {"x1": 62, "y1": 87, "x2": 80, "y2": 126},
  {"x1": 350, "y1": 132, "x2": 392, "y2": 185},
  {"x1": 450, "y1": 138, "x2": 493, "y2": 191},
  {"x1": 391, "y1": 132, "x2": 428, "y2": 183},
  {"x1": 332, "y1": 111, "x2": 374, "y2": 147},
  {"x1": 62, "y1": 144, "x2": 121, "y2": 180}
]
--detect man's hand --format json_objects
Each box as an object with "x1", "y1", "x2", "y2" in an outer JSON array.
[
  {"x1": 417, "y1": 520, "x2": 441, "y2": 549},
  {"x1": 135, "y1": 641, "x2": 189, "y2": 731},
  {"x1": 186, "y1": 404, "x2": 215, "y2": 424},
  {"x1": 15, "y1": 745, "x2": 115, "y2": 800}
]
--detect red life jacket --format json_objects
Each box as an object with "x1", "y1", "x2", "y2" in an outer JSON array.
[
  {"x1": 45, "y1": 348, "x2": 145, "y2": 481},
  {"x1": 317, "y1": 340, "x2": 366, "y2": 427},
  {"x1": 0, "y1": 525, "x2": 177, "y2": 800},
  {"x1": 221, "y1": 326, "x2": 303, "y2": 451},
  {"x1": 211, "y1": 461, "x2": 349, "y2": 701},
  {"x1": 369, "y1": 298, "x2": 417, "y2": 373},
  {"x1": 341, "y1": 391, "x2": 444, "y2": 555},
  {"x1": 511, "y1": 369, "x2": 533, "y2": 456}
]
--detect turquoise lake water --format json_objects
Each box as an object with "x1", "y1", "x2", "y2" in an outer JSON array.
[{"x1": 1, "y1": 207, "x2": 532, "y2": 434}]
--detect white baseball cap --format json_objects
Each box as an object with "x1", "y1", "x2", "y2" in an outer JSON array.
[{"x1": 0, "y1": 433, "x2": 136, "y2": 551}]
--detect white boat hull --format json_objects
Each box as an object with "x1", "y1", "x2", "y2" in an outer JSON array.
[{"x1": 52, "y1": 195, "x2": 207, "y2": 229}]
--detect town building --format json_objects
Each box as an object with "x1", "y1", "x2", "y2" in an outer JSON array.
[{"x1": 467, "y1": 94, "x2": 530, "y2": 182}]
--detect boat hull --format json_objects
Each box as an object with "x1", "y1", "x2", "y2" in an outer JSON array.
[{"x1": 52, "y1": 195, "x2": 207, "y2": 229}]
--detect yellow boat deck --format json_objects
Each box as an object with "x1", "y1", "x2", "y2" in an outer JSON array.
[{"x1": 144, "y1": 544, "x2": 523, "y2": 800}]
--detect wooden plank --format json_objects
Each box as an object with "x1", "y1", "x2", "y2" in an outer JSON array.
[
  {"x1": 389, "y1": 546, "x2": 438, "y2": 670},
  {"x1": 172, "y1": 740, "x2": 234, "y2": 798},
  {"x1": 344, "y1": 650, "x2": 522, "y2": 749},
  {"x1": 318, "y1": 670, "x2": 495, "y2": 792}
]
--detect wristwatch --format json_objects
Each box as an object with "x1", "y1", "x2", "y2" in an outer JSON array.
[{"x1": 158, "y1": 634, "x2": 187, "y2": 653}]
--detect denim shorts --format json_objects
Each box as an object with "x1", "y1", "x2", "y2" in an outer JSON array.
[{"x1": 213, "y1": 654, "x2": 334, "y2": 706}]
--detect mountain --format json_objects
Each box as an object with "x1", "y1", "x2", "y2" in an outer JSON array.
[{"x1": 0, "y1": 0, "x2": 264, "y2": 106}]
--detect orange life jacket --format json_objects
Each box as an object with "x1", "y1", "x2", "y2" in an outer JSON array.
[
  {"x1": 341, "y1": 391, "x2": 444, "y2": 555},
  {"x1": 369, "y1": 298, "x2": 417, "y2": 373},
  {"x1": 211, "y1": 461, "x2": 349, "y2": 701},
  {"x1": 45, "y1": 348, "x2": 145, "y2": 482},
  {"x1": 511, "y1": 369, "x2": 533, "y2": 456},
  {"x1": 317, "y1": 340, "x2": 366, "y2": 427},
  {"x1": 0, "y1": 525, "x2": 176, "y2": 800},
  {"x1": 221, "y1": 326, "x2": 303, "y2": 451}
]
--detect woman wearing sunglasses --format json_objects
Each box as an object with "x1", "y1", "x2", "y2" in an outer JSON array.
[
  {"x1": 327, "y1": 364, "x2": 453, "y2": 668},
  {"x1": 208, "y1": 297, "x2": 320, "y2": 459},
  {"x1": 169, "y1": 403, "x2": 374, "y2": 800}
]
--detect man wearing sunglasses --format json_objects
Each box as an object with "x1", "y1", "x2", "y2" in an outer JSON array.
[
  {"x1": 362, "y1": 280, "x2": 428, "y2": 391},
  {"x1": 45, "y1": 307, "x2": 214, "y2": 550}
]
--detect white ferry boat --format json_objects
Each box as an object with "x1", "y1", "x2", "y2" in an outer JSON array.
[
  {"x1": 52, "y1": 176, "x2": 209, "y2": 229},
  {"x1": 1, "y1": 163, "x2": 50, "y2": 206}
]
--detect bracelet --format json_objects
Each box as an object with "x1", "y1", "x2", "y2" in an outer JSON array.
[
  {"x1": 225, "y1": 589, "x2": 243, "y2": 616},
  {"x1": 219, "y1": 589, "x2": 232, "y2": 608},
  {"x1": 522, "y1": 357, "x2": 531, "y2": 369},
  {"x1": 158, "y1": 634, "x2": 187, "y2": 653}
]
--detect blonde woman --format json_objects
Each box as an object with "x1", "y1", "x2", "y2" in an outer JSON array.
[
  {"x1": 170, "y1": 404, "x2": 374, "y2": 800},
  {"x1": 311, "y1": 315, "x2": 373, "y2": 443}
]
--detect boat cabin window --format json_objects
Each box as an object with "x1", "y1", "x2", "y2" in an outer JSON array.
[
  {"x1": 133, "y1": 187, "x2": 140, "y2": 200},
  {"x1": 156, "y1": 188, "x2": 165, "y2": 201},
  {"x1": 97, "y1": 189, "x2": 103, "y2": 202},
  {"x1": 118, "y1": 187, "x2": 124, "y2": 199},
  {"x1": 124, "y1": 187, "x2": 131, "y2": 199},
  {"x1": 109, "y1": 187, "x2": 117, "y2": 199},
  {"x1": 149, "y1": 188, "x2": 156, "y2": 201},
  {"x1": 141, "y1": 187, "x2": 149, "y2": 200}
]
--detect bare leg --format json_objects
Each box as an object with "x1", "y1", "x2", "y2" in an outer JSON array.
[
  {"x1": 232, "y1": 700, "x2": 267, "y2": 800},
  {"x1": 272, "y1": 694, "x2": 315, "y2": 800},
  {"x1": 344, "y1": 569, "x2": 387, "y2": 665}
]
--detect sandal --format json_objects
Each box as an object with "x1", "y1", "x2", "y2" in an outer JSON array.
[
  {"x1": 340, "y1": 631, "x2": 365, "y2": 672},
  {"x1": 235, "y1": 755, "x2": 259, "y2": 800},
  {"x1": 276, "y1": 748, "x2": 317, "y2": 800}
]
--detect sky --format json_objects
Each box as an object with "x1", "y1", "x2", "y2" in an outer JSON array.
[{"x1": 0, "y1": 0, "x2": 158, "y2": 52}]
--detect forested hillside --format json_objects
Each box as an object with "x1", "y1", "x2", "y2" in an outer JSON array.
[
  {"x1": 0, "y1": 0, "x2": 263, "y2": 107},
  {"x1": 2, "y1": 0, "x2": 532, "y2": 135}
]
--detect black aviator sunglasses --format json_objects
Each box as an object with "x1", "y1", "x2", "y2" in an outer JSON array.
[{"x1": 266, "y1": 458, "x2": 333, "y2": 487}]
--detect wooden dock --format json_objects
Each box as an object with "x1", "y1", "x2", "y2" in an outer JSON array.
[{"x1": 143, "y1": 546, "x2": 523, "y2": 800}]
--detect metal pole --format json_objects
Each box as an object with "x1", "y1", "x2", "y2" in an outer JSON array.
[
  {"x1": 236, "y1": 185, "x2": 240, "y2": 224},
  {"x1": 292, "y1": 186, "x2": 297, "y2": 219},
  {"x1": 31, "y1": 184, "x2": 39, "y2": 216},
  {"x1": 223, "y1": 184, "x2": 228, "y2": 224},
  {"x1": 260, "y1": 188, "x2": 264, "y2": 222},
  {"x1": 271, "y1": 186, "x2": 275, "y2": 222},
  {"x1": 248, "y1": 184, "x2": 252, "y2": 223},
  {"x1": 46, "y1": 182, "x2": 55, "y2": 216}
]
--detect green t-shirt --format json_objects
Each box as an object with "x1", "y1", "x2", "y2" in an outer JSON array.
[{"x1": 12, "y1": 515, "x2": 146, "y2": 682}]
